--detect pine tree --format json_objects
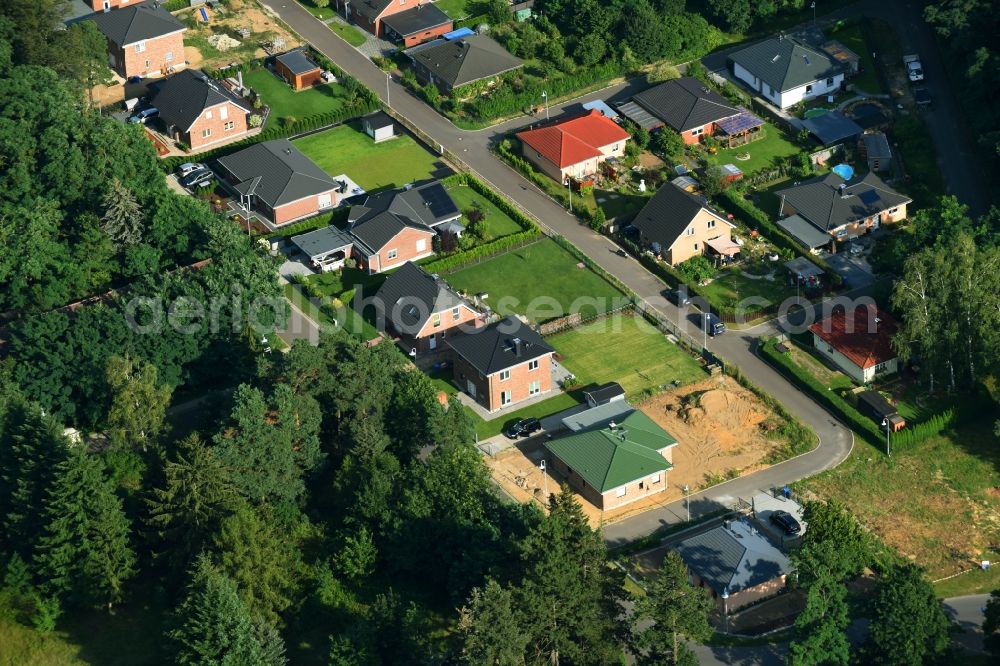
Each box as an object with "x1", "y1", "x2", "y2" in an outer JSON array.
[
  {"x1": 631, "y1": 551, "x2": 713, "y2": 666},
  {"x1": 33, "y1": 448, "x2": 136, "y2": 609},
  {"x1": 100, "y1": 178, "x2": 143, "y2": 248},
  {"x1": 170, "y1": 555, "x2": 266, "y2": 665},
  {"x1": 458, "y1": 579, "x2": 529, "y2": 666},
  {"x1": 253, "y1": 616, "x2": 289, "y2": 666}
]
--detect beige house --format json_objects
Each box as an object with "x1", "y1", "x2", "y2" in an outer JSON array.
[
  {"x1": 674, "y1": 519, "x2": 793, "y2": 611},
  {"x1": 632, "y1": 183, "x2": 737, "y2": 266},
  {"x1": 517, "y1": 110, "x2": 631, "y2": 183}
]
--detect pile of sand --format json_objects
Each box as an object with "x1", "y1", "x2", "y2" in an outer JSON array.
[{"x1": 207, "y1": 34, "x2": 242, "y2": 51}]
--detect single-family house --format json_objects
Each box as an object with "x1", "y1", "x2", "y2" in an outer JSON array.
[
  {"x1": 362, "y1": 109, "x2": 395, "y2": 142},
  {"x1": 631, "y1": 183, "x2": 737, "y2": 266},
  {"x1": 447, "y1": 316, "x2": 555, "y2": 413},
  {"x1": 274, "y1": 49, "x2": 323, "y2": 90},
  {"x1": 338, "y1": 0, "x2": 452, "y2": 45},
  {"x1": 674, "y1": 519, "x2": 793, "y2": 611},
  {"x1": 408, "y1": 35, "x2": 523, "y2": 93},
  {"x1": 90, "y1": 1, "x2": 186, "y2": 79},
  {"x1": 516, "y1": 110, "x2": 631, "y2": 183},
  {"x1": 857, "y1": 390, "x2": 906, "y2": 431},
  {"x1": 545, "y1": 407, "x2": 678, "y2": 511},
  {"x1": 149, "y1": 69, "x2": 252, "y2": 151},
  {"x1": 215, "y1": 139, "x2": 342, "y2": 226},
  {"x1": 373, "y1": 262, "x2": 482, "y2": 352},
  {"x1": 620, "y1": 77, "x2": 763, "y2": 146},
  {"x1": 290, "y1": 225, "x2": 355, "y2": 273},
  {"x1": 728, "y1": 36, "x2": 844, "y2": 109},
  {"x1": 809, "y1": 304, "x2": 899, "y2": 384},
  {"x1": 90, "y1": 0, "x2": 136, "y2": 12},
  {"x1": 584, "y1": 381, "x2": 626, "y2": 407},
  {"x1": 862, "y1": 133, "x2": 892, "y2": 173},
  {"x1": 776, "y1": 172, "x2": 911, "y2": 242}
]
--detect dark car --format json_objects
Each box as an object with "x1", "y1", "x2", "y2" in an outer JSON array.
[
  {"x1": 769, "y1": 510, "x2": 802, "y2": 536},
  {"x1": 181, "y1": 168, "x2": 215, "y2": 189},
  {"x1": 665, "y1": 287, "x2": 691, "y2": 307},
  {"x1": 914, "y1": 87, "x2": 931, "y2": 107},
  {"x1": 701, "y1": 312, "x2": 726, "y2": 337},
  {"x1": 504, "y1": 417, "x2": 542, "y2": 439}
]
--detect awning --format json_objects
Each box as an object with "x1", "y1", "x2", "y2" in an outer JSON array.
[{"x1": 705, "y1": 236, "x2": 741, "y2": 256}]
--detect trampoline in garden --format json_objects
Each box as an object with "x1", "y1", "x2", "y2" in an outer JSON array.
[
  {"x1": 832, "y1": 163, "x2": 855, "y2": 180},
  {"x1": 803, "y1": 108, "x2": 831, "y2": 119}
]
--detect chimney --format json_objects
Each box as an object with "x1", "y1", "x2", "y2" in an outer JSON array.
[
  {"x1": 512, "y1": 337, "x2": 523, "y2": 357},
  {"x1": 609, "y1": 421, "x2": 617, "y2": 431}
]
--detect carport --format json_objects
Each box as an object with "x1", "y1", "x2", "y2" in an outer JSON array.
[{"x1": 824, "y1": 252, "x2": 875, "y2": 288}]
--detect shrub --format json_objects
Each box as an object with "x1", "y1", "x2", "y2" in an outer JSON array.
[
  {"x1": 676, "y1": 256, "x2": 716, "y2": 284},
  {"x1": 589, "y1": 206, "x2": 606, "y2": 231}
]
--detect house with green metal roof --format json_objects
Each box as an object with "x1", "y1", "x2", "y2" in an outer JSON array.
[{"x1": 544, "y1": 407, "x2": 678, "y2": 510}]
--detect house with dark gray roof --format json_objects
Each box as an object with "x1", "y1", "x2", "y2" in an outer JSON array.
[
  {"x1": 619, "y1": 77, "x2": 763, "y2": 147},
  {"x1": 408, "y1": 35, "x2": 523, "y2": 92},
  {"x1": 290, "y1": 226, "x2": 355, "y2": 273},
  {"x1": 373, "y1": 262, "x2": 482, "y2": 352},
  {"x1": 90, "y1": 1, "x2": 186, "y2": 78},
  {"x1": 336, "y1": 0, "x2": 452, "y2": 45},
  {"x1": 447, "y1": 316, "x2": 555, "y2": 413},
  {"x1": 215, "y1": 139, "x2": 342, "y2": 226},
  {"x1": 150, "y1": 69, "x2": 252, "y2": 151},
  {"x1": 631, "y1": 183, "x2": 736, "y2": 266},
  {"x1": 347, "y1": 181, "x2": 460, "y2": 274},
  {"x1": 729, "y1": 36, "x2": 844, "y2": 109},
  {"x1": 673, "y1": 519, "x2": 793, "y2": 611},
  {"x1": 777, "y1": 172, "x2": 911, "y2": 241}
]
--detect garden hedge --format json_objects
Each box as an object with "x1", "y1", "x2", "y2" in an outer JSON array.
[{"x1": 421, "y1": 231, "x2": 542, "y2": 274}]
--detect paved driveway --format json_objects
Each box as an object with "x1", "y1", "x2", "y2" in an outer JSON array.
[{"x1": 824, "y1": 253, "x2": 875, "y2": 289}]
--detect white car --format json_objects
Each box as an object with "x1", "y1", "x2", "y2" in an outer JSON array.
[{"x1": 177, "y1": 162, "x2": 208, "y2": 177}]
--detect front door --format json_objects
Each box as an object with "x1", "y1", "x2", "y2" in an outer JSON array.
[
  {"x1": 466, "y1": 380, "x2": 476, "y2": 397},
  {"x1": 429, "y1": 334, "x2": 437, "y2": 350},
  {"x1": 103, "y1": 0, "x2": 111, "y2": 11}
]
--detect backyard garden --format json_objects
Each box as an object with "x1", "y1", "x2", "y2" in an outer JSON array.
[
  {"x1": 294, "y1": 122, "x2": 449, "y2": 191},
  {"x1": 444, "y1": 183, "x2": 525, "y2": 239},
  {"x1": 702, "y1": 121, "x2": 803, "y2": 175},
  {"x1": 243, "y1": 68, "x2": 349, "y2": 129}
]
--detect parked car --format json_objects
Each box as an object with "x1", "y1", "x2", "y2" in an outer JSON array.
[
  {"x1": 903, "y1": 54, "x2": 924, "y2": 82},
  {"x1": 504, "y1": 417, "x2": 542, "y2": 439},
  {"x1": 914, "y1": 87, "x2": 932, "y2": 107},
  {"x1": 769, "y1": 510, "x2": 802, "y2": 536},
  {"x1": 665, "y1": 288, "x2": 690, "y2": 307},
  {"x1": 128, "y1": 107, "x2": 159, "y2": 124},
  {"x1": 177, "y1": 162, "x2": 207, "y2": 177},
  {"x1": 701, "y1": 312, "x2": 726, "y2": 337},
  {"x1": 180, "y1": 168, "x2": 215, "y2": 189}
]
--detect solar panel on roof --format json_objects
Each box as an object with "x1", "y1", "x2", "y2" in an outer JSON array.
[
  {"x1": 857, "y1": 189, "x2": 881, "y2": 206},
  {"x1": 716, "y1": 108, "x2": 764, "y2": 135}
]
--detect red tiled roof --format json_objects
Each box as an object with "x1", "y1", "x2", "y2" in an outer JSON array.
[
  {"x1": 516, "y1": 110, "x2": 631, "y2": 169},
  {"x1": 809, "y1": 304, "x2": 898, "y2": 369}
]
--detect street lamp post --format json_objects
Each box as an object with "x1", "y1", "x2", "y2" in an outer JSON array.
[
  {"x1": 541, "y1": 91, "x2": 549, "y2": 120},
  {"x1": 683, "y1": 484, "x2": 690, "y2": 521},
  {"x1": 881, "y1": 418, "x2": 891, "y2": 457},
  {"x1": 703, "y1": 313, "x2": 709, "y2": 349},
  {"x1": 386, "y1": 71, "x2": 390, "y2": 107},
  {"x1": 539, "y1": 459, "x2": 549, "y2": 502},
  {"x1": 721, "y1": 589, "x2": 730, "y2": 633},
  {"x1": 811, "y1": 1, "x2": 816, "y2": 25},
  {"x1": 564, "y1": 179, "x2": 573, "y2": 213}
]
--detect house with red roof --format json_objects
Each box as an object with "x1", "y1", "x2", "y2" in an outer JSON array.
[
  {"x1": 809, "y1": 304, "x2": 899, "y2": 384},
  {"x1": 516, "y1": 110, "x2": 631, "y2": 183}
]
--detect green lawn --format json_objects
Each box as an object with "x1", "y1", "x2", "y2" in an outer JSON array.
[
  {"x1": 284, "y1": 282, "x2": 381, "y2": 342},
  {"x1": 294, "y1": 123, "x2": 446, "y2": 192},
  {"x1": 445, "y1": 238, "x2": 628, "y2": 323},
  {"x1": 474, "y1": 392, "x2": 581, "y2": 440},
  {"x1": 242, "y1": 69, "x2": 347, "y2": 129},
  {"x1": 798, "y1": 418, "x2": 1000, "y2": 594},
  {"x1": 445, "y1": 184, "x2": 524, "y2": 238},
  {"x1": 330, "y1": 21, "x2": 366, "y2": 47},
  {"x1": 548, "y1": 314, "x2": 706, "y2": 397},
  {"x1": 698, "y1": 266, "x2": 797, "y2": 309},
  {"x1": 299, "y1": 0, "x2": 336, "y2": 19},
  {"x1": 706, "y1": 123, "x2": 803, "y2": 174},
  {"x1": 826, "y1": 24, "x2": 884, "y2": 94},
  {"x1": 435, "y1": 0, "x2": 487, "y2": 22}
]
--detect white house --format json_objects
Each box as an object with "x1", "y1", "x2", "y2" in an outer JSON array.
[
  {"x1": 809, "y1": 305, "x2": 899, "y2": 384},
  {"x1": 729, "y1": 36, "x2": 844, "y2": 109}
]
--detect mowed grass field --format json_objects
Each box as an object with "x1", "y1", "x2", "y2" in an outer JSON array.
[
  {"x1": 294, "y1": 123, "x2": 446, "y2": 192},
  {"x1": 445, "y1": 184, "x2": 524, "y2": 238},
  {"x1": 445, "y1": 239, "x2": 627, "y2": 323},
  {"x1": 706, "y1": 123, "x2": 802, "y2": 174},
  {"x1": 798, "y1": 418, "x2": 1000, "y2": 596},
  {"x1": 548, "y1": 314, "x2": 706, "y2": 397},
  {"x1": 242, "y1": 69, "x2": 347, "y2": 129}
]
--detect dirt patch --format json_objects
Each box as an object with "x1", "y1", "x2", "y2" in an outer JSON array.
[
  {"x1": 178, "y1": 0, "x2": 301, "y2": 70},
  {"x1": 638, "y1": 151, "x2": 665, "y2": 170}
]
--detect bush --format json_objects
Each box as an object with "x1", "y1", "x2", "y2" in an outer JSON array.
[{"x1": 676, "y1": 256, "x2": 716, "y2": 284}]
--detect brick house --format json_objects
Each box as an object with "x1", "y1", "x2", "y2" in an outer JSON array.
[
  {"x1": 516, "y1": 110, "x2": 631, "y2": 183},
  {"x1": 89, "y1": 0, "x2": 135, "y2": 12},
  {"x1": 777, "y1": 172, "x2": 911, "y2": 243},
  {"x1": 447, "y1": 316, "x2": 554, "y2": 413},
  {"x1": 674, "y1": 520, "x2": 793, "y2": 611},
  {"x1": 373, "y1": 262, "x2": 482, "y2": 352},
  {"x1": 91, "y1": 1, "x2": 186, "y2": 79},
  {"x1": 149, "y1": 69, "x2": 252, "y2": 151},
  {"x1": 347, "y1": 181, "x2": 461, "y2": 274},
  {"x1": 621, "y1": 76, "x2": 763, "y2": 146},
  {"x1": 338, "y1": 0, "x2": 450, "y2": 44},
  {"x1": 380, "y1": 4, "x2": 453, "y2": 47},
  {"x1": 274, "y1": 49, "x2": 323, "y2": 90},
  {"x1": 632, "y1": 182, "x2": 737, "y2": 266},
  {"x1": 408, "y1": 34, "x2": 523, "y2": 94},
  {"x1": 809, "y1": 304, "x2": 899, "y2": 384},
  {"x1": 215, "y1": 139, "x2": 342, "y2": 226},
  {"x1": 545, "y1": 407, "x2": 678, "y2": 511}
]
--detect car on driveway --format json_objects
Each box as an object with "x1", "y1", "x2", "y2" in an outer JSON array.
[
  {"x1": 665, "y1": 287, "x2": 691, "y2": 307},
  {"x1": 504, "y1": 417, "x2": 541, "y2": 439},
  {"x1": 914, "y1": 87, "x2": 932, "y2": 107},
  {"x1": 769, "y1": 510, "x2": 802, "y2": 535},
  {"x1": 177, "y1": 162, "x2": 207, "y2": 177},
  {"x1": 180, "y1": 168, "x2": 215, "y2": 189},
  {"x1": 128, "y1": 107, "x2": 159, "y2": 124}
]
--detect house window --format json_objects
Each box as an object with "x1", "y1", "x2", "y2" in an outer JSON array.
[
  {"x1": 806, "y1": 84, "x2": 814, "y2": 94},
  {"x1": 205, "y1": 111, "x2": 213, "y2": 120},
  {"x1": 613, "y1": 144, "x2": 620, "y2": 151},
  {"x1": 499, "y1": 369, "x2": 510, "y2": 381},
  {"x1": 500, "y1": 390, "x2": 512, "y2": 406},
  {"x1": 528, "y1": 359, "x2": 539, "y2": 371},
  {"x1": 416, "y1": 238, "x2": 427, "y2": 252},
  {"x1": 387, "y1": 249, "x2": 398, "y2": 260},
  {"x1": 694, "y1": 243, "x2": 699, "y2": 251},
  {"x1": 165, "y1": 51, "x2": 173, "y2": 62},
  {"x1": 220, "y1": 106, "x2": 228, "y2": 120},
  {"x1": 651, "y1": 473, "x2": 661, "y2": 484},
  {"x1": 889, "y1": 207, "x2": 899, "y2": 214},
  {"x1": 690, "y1": 127, "x2": 703, "y2": 136},
  {"x1": 201, "y1": 128, "x2": 212, "y2": 138},
  {"x1": 432, "y1": 313, "x2": 441, "y2": 328},
  {"x1": 452, "y1": 306, "x2": 460, "y2": 320},
  {"x1": 135, "y1": 41, "x2": 146, "y2": 53},
  {"x1": 529, "y1": 380, "x2": 541, "y2": 396},
  {"x1": 224, "y1": 121, "x2": 235, "y2": 131},
  {"x1": 874, "y1": 361, "x2": 891, "y2": 373},
  {"x1": 707, "y1": 219, "x2": 716, "y2": 229},
  {"x1": 685, "y1": 226, "x2": 695, "y2": 236},
  {"x1": 826, "y1": 77, "x2": 834, "y2": 86},
  {"x1": 145, "y1": 59, "x2": 150, "y2": 68},
  {"x1": 615, "y1": 487, "x2": 626, "y2": 498}
]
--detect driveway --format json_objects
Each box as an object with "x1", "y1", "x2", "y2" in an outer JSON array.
[{"x1": 823, "y1": 253, "x2": 875, "y2": 289}]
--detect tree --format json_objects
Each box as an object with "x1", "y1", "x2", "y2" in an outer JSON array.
[
  {"x1": 104, "y1": 354, "x2": 172, "y2": 452},
  {"x1": 621, "y1": 0, "x2": 672, "y2": 63},
  {"x1": 101, "y1": 178, "x2": 144, "y2": 248},
  {"x1": 0, "y1": 0, "x2": 70, "y2": 67},
  {"x1": 33, "y1": 448, "x2": 137, "y2": 609},
  {"x1": 707, "y1": 0, "x2": 756, "y2": 34},
  {"x1": 170, "y1": 555, "x2": 271, "y2": 665},
  {"x1": 676, "y1": 255, "x2": 716, "y2": 284},
  {"x1": 333, "y1": 526, "x2": 377, "y2": 580},
  {"x1": 700, "y1": 165, "x2": 731, "y2": 198},
  {"x1": 487, "y1": 0, "x2": 510, "y2": 25},
  {"x1": 866, "y1": 563, "x2": 951, "y2": 665},
  {"x1": 423, "y1": 82, "x2": 441, "y2": 107},
  {"x1": 589, "y1": 206, "x2": 607, "y2": 232},
  {"x1": 458, "y1": 579, "x2": 529, "y2": 665},
  {"x1": 652, "y1": 129, "x2": 686, "y2": 161},
  {"x1": 575, "y1": 33, "x2": 607, "y2": 66},
  {"x1": 56, "y1": 20, "x2": 114, "y2": 100},
  {"x1": 788, "y1": 566, "x2": 850, "y2": 666},
  {"x1": 799, "y1": 500, "x2": 873, "y2": 578},
  {"x1": 631, "y1": 551, "x2": 713, "y2": 666}
]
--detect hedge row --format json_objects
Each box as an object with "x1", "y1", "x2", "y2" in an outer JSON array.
[
  {"x1": 891, "y1": 409, "x2": 956, "y2": 452},
  {"x1": 421, "y1": 231, "x2": 542, "y2": 274}
]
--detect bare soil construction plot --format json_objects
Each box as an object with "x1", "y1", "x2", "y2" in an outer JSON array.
[{"x1": 179, "y1": 0, "x2": 301, "y2": 70}]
